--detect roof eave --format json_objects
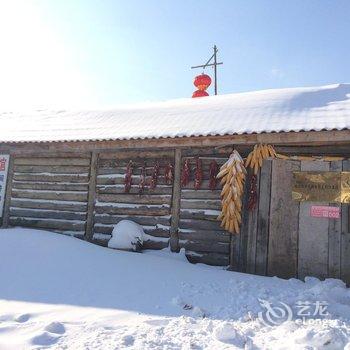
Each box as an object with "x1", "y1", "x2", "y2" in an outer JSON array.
[{"x1": 0, "y1": 129, "x2": 349, "y2": 154}]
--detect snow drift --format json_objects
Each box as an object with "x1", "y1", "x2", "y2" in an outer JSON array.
[{"x1": 0, "y1": 227, "x2": 349, "y2": 349}]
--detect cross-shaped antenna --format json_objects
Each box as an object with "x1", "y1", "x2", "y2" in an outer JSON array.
[{"x1": 191, "y1": 45, "x2": 223, "y2": 95}]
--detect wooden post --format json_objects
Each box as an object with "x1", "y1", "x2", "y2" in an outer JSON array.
[
  {"x1": 255, "y1": 159, "x2": 273, "y2": 276},
  {"x1": 2, "y1": 154, "x2": 14, "y2": 228},
  {"x1": 328, "y1": 161, "x2": 342, "y2": 279},
  {"x1": 229, "y1": 166, "x2": 251, "y2": 271},
  {"x1": 170, "y1": 148, "x2": 182, "y2": 252},
  {"x1": 245, "y1": 171, "x2": 260, "y2": 274},
  {"x1": 85, "y1": 151, "x2": 98, "y2": 241},
  {"x1": 228, "y1": 234, "x2": 236, "y2": 270}
]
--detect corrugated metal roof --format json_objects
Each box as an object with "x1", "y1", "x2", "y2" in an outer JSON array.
[{"x1": 0, "y1": 83, "x2": 349, "y2": 143}]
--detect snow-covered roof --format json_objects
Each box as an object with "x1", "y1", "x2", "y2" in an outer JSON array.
[{"x1": 1, "y1": 83, "x2": 350, "y2": 143}]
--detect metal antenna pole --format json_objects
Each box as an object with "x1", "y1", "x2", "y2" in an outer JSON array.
[
  {"x1": 191, "y1": 45, "x2": 223, "y2": 95},
  {"x1": 214, "y1": 45, "x2": 218, "y2": 95}
]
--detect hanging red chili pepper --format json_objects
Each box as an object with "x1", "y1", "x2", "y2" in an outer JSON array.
[
  {"x1": 181, "y1": 159, "x2": 191, "y2": 187},
  {"x1": 248, "y1": 174, "x2": 258, "y2": 211},
  {"x1": 150, "y1": 161, "x2": 160, "y2": 190},
  {"x1": 164, "y1": 162, "x2": 174, "y2": 185},
  {"x1": 209, "y1": 160, "x2": 219, "y2": 190},
  {"x1": 194, "y1": 157, "x2": 203, "y2": 190},
  {"x1": 138, "y1": 162, "x2": 146, "y2": 195},
  {"x1": 124, "y1": 160, "x2": 133, "y2": 193}
]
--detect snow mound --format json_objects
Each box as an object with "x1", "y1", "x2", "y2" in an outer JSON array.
[{"x1": 108, "y1": 220, "x2": 144, "y2": 251}]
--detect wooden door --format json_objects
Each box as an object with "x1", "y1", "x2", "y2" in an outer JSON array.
[{"x1": 264, "y1": 158, "x2": 350, "y2": 284}]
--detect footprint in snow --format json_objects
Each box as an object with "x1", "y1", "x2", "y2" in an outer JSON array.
[
  {"x1": 121, "y1": 335, "x2": 135, "y2": 346},
  {"x1": 0, "y1": 326, "x2": 16, "y2": 333},
  {"x1": 14, "y1": 313, "x2": 31, "y2": 323},
  {"x1": 45, "y1": 321, "x2": 66, "y2": 335},
  {"x1": 0, "y1": 314, "x2": 14, "y2": 322},
  {"x1": 31, "y1": 332, "x2": 60, "y2": 346}
]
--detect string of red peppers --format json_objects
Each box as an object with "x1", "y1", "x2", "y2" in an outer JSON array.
[
  {"x1": 181, "y1": 159, "x2": 191, "y2": 187},
  {"x1": 124, "y1": 160, "x2": 133, "y2": 193},
  {"x1": 125, "y1": 160, "x2": 175, "y2": 193},
  {"x1": 247, "y1": 174, "x2": 258, "y2": 210},
  {"x1": 164, "y1": 162, "x2": 174, "y2": 185},
  {"x1": 194, "y1": 157, "x2": 203, "y2": 190},
  {"x1": 125, "y1": 158, "x2": 222, "y2": 194},
  {"x1": 138, "y1": 162, "x2": 146, "y2": 195},
  {"x1": 150, "y1": 161, "x2": 160, "y2": 190},
  {"x1": 209, "y1": 160, "x2": 219, "y2": 190}
]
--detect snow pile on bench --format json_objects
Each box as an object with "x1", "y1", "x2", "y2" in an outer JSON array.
[{"x1": 108, "y1": 219, "x2": 144, "y2": 251}]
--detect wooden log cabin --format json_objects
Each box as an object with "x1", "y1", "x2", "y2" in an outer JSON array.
[{"x1": 0, "y1": 83, "x2": 350, "y2": 284}]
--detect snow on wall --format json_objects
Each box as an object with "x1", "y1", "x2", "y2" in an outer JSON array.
[{"x1": 0, "y1": 83, "x2": 349, "y2": 143}]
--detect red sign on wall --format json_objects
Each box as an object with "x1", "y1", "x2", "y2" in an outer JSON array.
[
  {"x1": 0, "y1": 157, "x2": 7, "y2": 171},
  {"x1": 310, "y1": 205, "x2": 340, "y2": 219}
]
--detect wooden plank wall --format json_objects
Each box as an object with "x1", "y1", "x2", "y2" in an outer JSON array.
[
  {"x1": 9, "y1": 155, "x2": 91, "y2": 236},
  {"x1": 92, "y1": 150, "x2": 174, "y2": 249},
  {"x1": 242, "y1": 160, "x2": 273, "y2": 275},
  {"x1": 268, "y1": 159, "x2": 300, "y2": 279},
  {"x1": 245, "y1": 158, "x2": 350, "y2": 285},
  {"x1": 178, "y1": 149, "x2": 231, "y2": 266}
]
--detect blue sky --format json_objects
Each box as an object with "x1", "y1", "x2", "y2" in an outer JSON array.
[{"x1": 0, "y1": 0, "x2": 349, "y2": 108}]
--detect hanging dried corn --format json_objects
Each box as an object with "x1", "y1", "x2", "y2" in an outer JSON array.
[
  {"x1": 245, "y1": 144, "x2": 277, "y2": 174},
  {"x1": 124, "y1": 160, "x2": 133, "y2": 193},
  {"x1": 181, "y1": 159, "x2": 191, "y2": 187},
  {"x1": 164, "y1": 162, "x2": 174, "y2": 185},
  {"x1": 194, "y1": 157, "x2": 203, "y2": 190},
  {"x1": 150, "y1": 161, "x2": 160, "y2": 190},
  {"x1": 217, "y1": 150, "x2": 246, "y2": 234},
  {"x1": 138, "y1": 162, "x2": 146, "y2": 195},
  {"x1": 209, "y1": 160, "x2": 219, "y2": 190}
]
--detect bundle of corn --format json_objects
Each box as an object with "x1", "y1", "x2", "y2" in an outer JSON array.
[
  {"x1": 217, "y1": 150, "x2": 246, "y2": 234},
  {"x1": 245, "y1": 144, "x2": 277, "y2": 174}
]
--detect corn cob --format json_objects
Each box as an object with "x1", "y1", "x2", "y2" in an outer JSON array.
[
  {"x1": 245, "y1": 144, "x2": 277, "y2": 174},
  {"x1": 217, "y1": 150, "x2": 246, "y2": 234}
]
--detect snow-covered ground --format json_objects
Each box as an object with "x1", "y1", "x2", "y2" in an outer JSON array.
[{"x1": 0, "y1": 228, "x2": 349, "y2": 349}]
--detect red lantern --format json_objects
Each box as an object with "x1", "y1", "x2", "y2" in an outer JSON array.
[
  {"x1": 192, "y1": 90, "x2": 209, "y2": 98},
  {"x1": 193, "y1": 74, "x2": 211, "y2": 91}
]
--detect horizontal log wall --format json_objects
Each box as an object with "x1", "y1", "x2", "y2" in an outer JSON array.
[
  {"x1": 3, "y1": 143, "x2": 350, "y2": 284},
  {"x1": 178, "y1": 148, "x2": 232, "y2": 266},
  {"x1": 9, "y1": 155, "x2": 91, "y2": 236},
  {"x1": 92, "y1": 151, "x2": 174, "y2": 249}
]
